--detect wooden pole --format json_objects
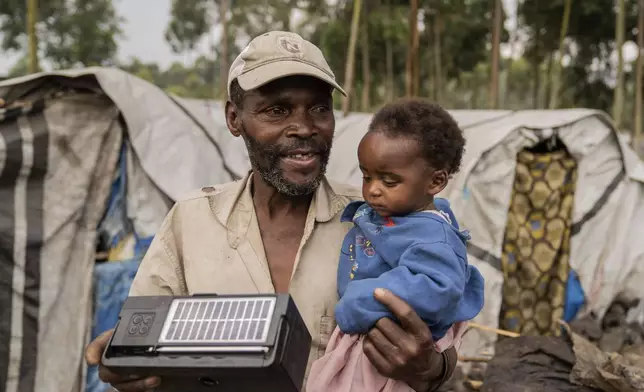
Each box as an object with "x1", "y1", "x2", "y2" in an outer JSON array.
[
  {"x1": 219, "y1": 0, "x2": 229, "y2": 100},
  {"x1": 549, "y1": 0, "x2": 572, "y2": 109},
  {"x1": 489, "y1": 0, "x2": 502, "y2": 109},
  {"x1": 405, "y1": 0, "x2": 419, "y2": 97},
  {"x1": 341, "y1": 0, "x2": 362, "y2": 116},
  {"x1": 613, "y1": 0, "x2": 625, "y2": 129},
  {"x1": 26, "y1": 0, "x2": 39, "y2": 74},
  {"x1": 634, "y1": 0, "x2": 644, "y2": 151}
]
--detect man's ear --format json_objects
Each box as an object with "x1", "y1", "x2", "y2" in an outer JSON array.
[
  {"x1": 225, "y1": 101, "x2": 242, "y2": 137},
  {"x1": 427, "y1": 169, "x2": 449, "y2": 196}
]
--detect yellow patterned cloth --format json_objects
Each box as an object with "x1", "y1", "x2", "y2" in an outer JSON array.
[{"x1": 499, "y1": 146, "x2": 577, "y2": 336}]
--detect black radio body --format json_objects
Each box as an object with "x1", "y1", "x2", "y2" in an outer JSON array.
[{"x1": 102, "y1": 293, "x2": 312, "y2": 392}]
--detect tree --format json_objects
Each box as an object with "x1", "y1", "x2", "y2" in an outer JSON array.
[
  {"x1": 342, "y1": 0, "x2": 362, "y2": 115},
  {"x1": 614, "y1": 0, "x2": 626, "y2": 128},
  {"x1": 165, "y1": 0, "x2": 211, "y2": 54},
  {"x1": 360, "y1": 0, "x2": 371, "y2": 111},
  {"x1": 0, "y1": 0, "x2": 122, "y2": 69},
  {"x1": 490, "y1": 0, "x2": 502, "y2": 108},
  {"x1": 635, "y1": 0, "x2": 643, "y2": 143},
  {"x1": 27, "y1": 0, "x2": 38, "y2": 73},
  {"x1": 519, "y1": 0, "x2": 640, "y2": 116},
  {"x1": 548, "y1": 0, "x2": 572, "y2": 109},
  {"x1": 120, "y1": 55, "x2": 220, "y2": 99},
  {"x1": 219, "y1": 0, "x2": 229, "y2": 99},
  {"x1": 405, "y1": 0, "x2": 419, "y2": 97}
]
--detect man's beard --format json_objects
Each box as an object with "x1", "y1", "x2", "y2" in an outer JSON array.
[{"x1": 242, "y1": 131, "x2": 332, "y2": 196}]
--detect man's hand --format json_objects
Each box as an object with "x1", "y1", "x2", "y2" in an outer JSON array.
[
  {"x1": 363, "y1": 288, "x2": 451, "y2": 392},
  {"x1": 85, "y1": 329, "x2": 161, "y2": 392}
]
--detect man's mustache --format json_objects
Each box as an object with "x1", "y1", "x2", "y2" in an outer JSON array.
[{"x1": 272, "y1": 139, "x2": 331, "y2": 156}]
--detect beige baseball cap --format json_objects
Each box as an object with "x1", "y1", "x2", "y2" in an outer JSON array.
[{"x1": 227, "y1": 31, "x2": 347, "y2": 97}]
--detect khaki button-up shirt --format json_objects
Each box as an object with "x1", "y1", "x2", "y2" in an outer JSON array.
[{"x1": 129, "y1": 172, "x2": 362, "y2": 382}]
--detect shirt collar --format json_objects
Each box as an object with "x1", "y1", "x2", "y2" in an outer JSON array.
[{"x1": 209, "y1": 171, "x2": 347, "y2": 247}]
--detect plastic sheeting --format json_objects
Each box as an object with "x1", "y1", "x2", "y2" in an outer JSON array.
[
  {"x1": 0, "y1": 92, "x2": 122, "y2": 392},
  {"x1": 85, "y1": 260, "x2": 141, "y2": 392}
]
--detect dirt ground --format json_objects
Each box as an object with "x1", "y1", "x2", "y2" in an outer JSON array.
[{"x1": 439, "y1": 298, "x2": 644, "y2": 392}]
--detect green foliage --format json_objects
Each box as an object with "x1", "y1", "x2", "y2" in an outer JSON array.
[
  {"x1": 2, "y1": 0, "x2": 642, "y2": 130},
  {"x1": 519, "y1": 0, "x2": 639, "y2": 114},
  {"x1": 120, "y1": 56, "x2": 219, "y2": 99},
  {"x1": 0, "y1": 0, "x2": 122, "y2": 68},
  {"x1": 165, "y1": 0, "x2": 211, "y2": 53}
]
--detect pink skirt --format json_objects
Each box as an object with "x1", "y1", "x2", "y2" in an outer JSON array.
[{"x1": 306, "y1": 322, "x2": 466, "y2": 392}]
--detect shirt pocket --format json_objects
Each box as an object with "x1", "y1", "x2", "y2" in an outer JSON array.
[{"x1": 317, "y1": 313, "x2": 337, "y2": 359}]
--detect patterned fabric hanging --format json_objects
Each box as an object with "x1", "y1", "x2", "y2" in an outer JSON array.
[{"x1": 499, "y1": 144, "x2": 577, "y2": 336}]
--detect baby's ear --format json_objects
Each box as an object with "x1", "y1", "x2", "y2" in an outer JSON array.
[{"x1": 428, "y1": 169, "x2": 449, "y2": 196}]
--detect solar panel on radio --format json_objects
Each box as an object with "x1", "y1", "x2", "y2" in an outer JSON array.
[
  {"x1": 159, "y1": 297, "x2": 275, "y2": 345},
  {"x1": 102, "y1": 294, "x2": 311, "y2": 392}
]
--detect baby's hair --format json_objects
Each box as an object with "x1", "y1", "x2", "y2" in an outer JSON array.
[{"x1": 368, "y1": 98, "x2": 465, "y2": 174}]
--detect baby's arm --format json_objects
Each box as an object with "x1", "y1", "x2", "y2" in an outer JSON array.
[{"x1": 334, "y1": 241, "x2": 467, "y2": 336}]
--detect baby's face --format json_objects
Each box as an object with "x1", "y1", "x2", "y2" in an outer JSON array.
[{"x1": 357, "y1": 131, "x2": 445, "y2": 217}]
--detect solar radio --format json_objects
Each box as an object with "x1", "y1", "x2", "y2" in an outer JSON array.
[{"x1": 102, "y1": 293, "x2": 312, "y2": 392}]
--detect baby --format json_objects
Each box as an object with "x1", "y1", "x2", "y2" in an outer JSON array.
[{"x1": 307, "y1": 99, "x2": 485, "y2": 392}]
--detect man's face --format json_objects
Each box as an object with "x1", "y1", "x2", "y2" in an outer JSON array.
[{"x1": 227, "y1": 76, "x2": 335, "y2": 196}]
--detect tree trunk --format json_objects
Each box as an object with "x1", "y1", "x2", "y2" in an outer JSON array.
[
  {"x1": 433, "y1": 13, "x2": 442, "y2": 102},
  {"x1": 544, "y1": 53, "x2": 554, "y2": 108},
  {"x1": 412, "y1": 12, "x2": 420, "y2": 97},
  {"x1": 634, "y1": 0, "x2": 643, "y2": 151},
  {"x1": 549, "y1": 0, "x2": 572, "y2": 109},
  {"x1": 613, "y1": 0, "x2": 625, "y2": 129},
  {"x1": 26, "y1": 0, "x2": 39, "y2": 74},
  {"x1": 532, "y1": 17, "x2": 541, "y2": 109},
  {"x1": 406, "y1": 0, "x2": 419, "y2": 97},
  {"x1": 426, "y1": 24, "x2": 434, "y2": 99},
  {"x1": 504, "y1": 0, "x2": 520, "y2": 107},
  {"x1": 342, "y1": 0, "x2": 362, "y2": 116},
  {"x1": 489, "y1": 0, "x2": 502, "y2": 109},
  {"x1": 219, "y1": 0, "x2": 229, "y2": 100},
  {"x1": 360, "y1": 1, "x2": 371, "y2": 111},
  {"x1": 385, "y1": 0, "x2": 394, "y2": 101}
]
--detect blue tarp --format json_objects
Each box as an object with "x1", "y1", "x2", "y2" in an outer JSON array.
[
  {"x1": 85, "y1": 260, "x2": 141, "y2": 392},
  {"x1": 85, "y1": 144, "x2": 152, "y2": 392}
]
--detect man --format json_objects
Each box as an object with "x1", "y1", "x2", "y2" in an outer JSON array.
[{"x1": 84, "y1": 31, "x2": 458, "y2": 392}]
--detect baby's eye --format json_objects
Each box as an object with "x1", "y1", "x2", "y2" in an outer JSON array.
[{"x1": 382, "y1": 179, "x2": 399, "y2": 187}]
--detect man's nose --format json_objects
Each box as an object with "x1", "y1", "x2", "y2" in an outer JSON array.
[{"x1": 285, "y1": 109, "x2": 317, "y2": 138}]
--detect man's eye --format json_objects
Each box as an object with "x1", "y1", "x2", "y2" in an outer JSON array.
[
  {"x1": 383, "y1": 180, "x2": 399, "y2": 187},
  {"x1": 311, "y1": 105, "x2": 330, "y2": 113},
  {"x1": 266, "y1": 107, "x2": 287, "y2": 116},
  {"x1": 362, "y1": 176, "x2": 371, "y2": 182}
]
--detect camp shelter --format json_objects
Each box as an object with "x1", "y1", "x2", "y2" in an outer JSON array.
[{"x1": 0, "y1": 67, "x2": 242, "y2": 392}]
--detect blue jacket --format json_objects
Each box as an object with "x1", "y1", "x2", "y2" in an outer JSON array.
[{"x1": 334, "y1": 199, "x2": 485, "y2": 340}]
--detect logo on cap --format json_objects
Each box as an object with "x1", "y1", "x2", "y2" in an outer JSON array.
[{"x1": 279, "y1": 37, "x2": 301, "y2": 54}]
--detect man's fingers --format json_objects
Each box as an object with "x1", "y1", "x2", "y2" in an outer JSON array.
[
  {"x1": 85, "y1": 329, "x2": 114, "y2": 366},
  {"x1": 366, "y1": 326, "x2": 398, "y2": 357},
  {"x1": 111, "y1": 376, "x2": 160, "y2": 392},
  {"x1": 374, "y1": 317, "x2": 421, "y2": 357},
  {"x1": 97, "y1": 366, "x2": 129, "y2": 385},
  {"x1": 374, "y1": 288, "x2": 431, "y2": 341},
  {"x1": 363, "y1": 336, "x2": 393, "y2": 377}
]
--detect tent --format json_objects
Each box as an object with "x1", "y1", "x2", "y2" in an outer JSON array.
[
  {"x1": 0, "y1": 67, "x2": 643, "y2": 392},
  {"x1": 0, "y1": 67, "x2": 240, "y2": 392}
]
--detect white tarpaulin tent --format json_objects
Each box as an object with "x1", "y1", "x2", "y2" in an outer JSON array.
[
  {"x1": 0, "y1": 67, "x2": 643, "y2": 392},
  {"x1": 0, "y1": 67, "x2": 238, "y2": 392}
]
